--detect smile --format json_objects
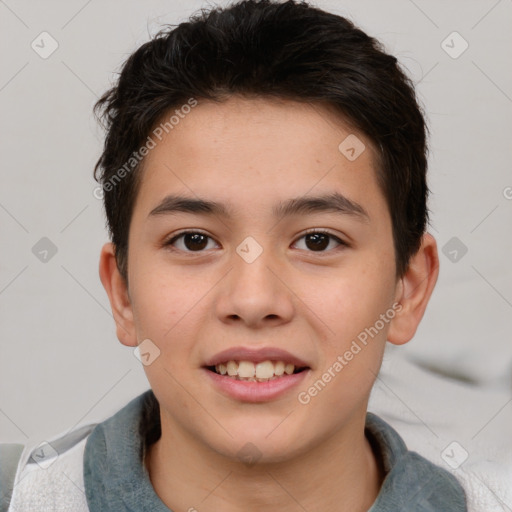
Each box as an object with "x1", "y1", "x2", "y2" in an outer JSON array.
[{"x1": 208, "y1": 360, "x2": 307, "y2": 382}]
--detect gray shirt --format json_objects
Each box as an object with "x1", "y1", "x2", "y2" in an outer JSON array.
[{"x1": 83, "y1": 390, "x2": 467, "y2": 511}]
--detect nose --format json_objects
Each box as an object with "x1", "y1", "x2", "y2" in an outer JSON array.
[{"x1": 214, "y1": 245, "x2": 295, "y2": 329}]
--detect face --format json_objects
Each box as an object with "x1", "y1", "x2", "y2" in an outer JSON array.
[{"x1": 113, "y1": 97, "x2": 403, "y2": 462}]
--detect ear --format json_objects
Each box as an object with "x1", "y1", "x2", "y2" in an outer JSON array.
[
  {"x1": 387, "y1": 233, "x2": 439, "y2": 345},
  {"x1": 99, "y1": 242, "x2": 138, "y2": 347}
]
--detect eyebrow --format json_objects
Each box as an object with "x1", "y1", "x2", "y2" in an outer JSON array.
[{"x1": 148, "y1": 192, "x2": 369, "y2": 221}]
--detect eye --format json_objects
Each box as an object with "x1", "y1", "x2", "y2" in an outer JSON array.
[
  {"x1": 293, "y1": 229, "x2": 346, "y2": 252},
  {"x1": 164, "y1": 231, "x2": 219, "y2": 252},
  {"x1": 164, "y1": 229, "x2": 347, "y2": 254}
]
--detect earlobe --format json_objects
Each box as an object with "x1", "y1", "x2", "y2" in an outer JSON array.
[
  {"x1": 98, "y1": 242, "x2": 138, "y2": 347},
  {"x1": 387, "y1": 233, "x2": 439, "y2": 345}
]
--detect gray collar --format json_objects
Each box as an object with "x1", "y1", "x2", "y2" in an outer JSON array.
[{"x1": 83, "y1": 390, "x2": 466, "y2": 512}]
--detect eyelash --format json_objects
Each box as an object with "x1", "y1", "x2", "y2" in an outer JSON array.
[{"x1": 163, "y1": 228, "x2": 348, "y2": 254}]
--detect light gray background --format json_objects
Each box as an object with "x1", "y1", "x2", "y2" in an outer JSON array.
[{"x1": 1, "y1": 0, "x2": 511, "y2": 450}]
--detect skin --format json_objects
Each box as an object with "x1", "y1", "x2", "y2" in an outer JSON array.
[{"x1": 100, "y1": 96, "x2": 439, "y2": 512}]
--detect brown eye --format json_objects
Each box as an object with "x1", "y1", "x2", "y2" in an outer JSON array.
[
  {"x1": 182, "y1": 233, "x2": 208, "y2": 251},
  {"x1": 293, "y1": 231, "x2": 345, "y2": 252},
  {"x1": 166, "y1": 231, "x2": 218, "y2": 252},
  {"x1": 305, "y1": 233, "x2": 329, "y2": 251}
]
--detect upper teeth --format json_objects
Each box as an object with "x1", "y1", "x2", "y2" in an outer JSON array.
[{"x1": 215, "y1": 360, "x2": 296, "y2": 380}]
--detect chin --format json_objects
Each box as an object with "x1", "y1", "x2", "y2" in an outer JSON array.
[{"x1": 205, "y1": 423, "x2": 311, "y2": 466}]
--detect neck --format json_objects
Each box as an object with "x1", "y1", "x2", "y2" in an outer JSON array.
[{"x1": 145, "y1": 412, "x2": 384, "y2": 512}]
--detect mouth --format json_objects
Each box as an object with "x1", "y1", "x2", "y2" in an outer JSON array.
[{"x1": 205, "y1": 360, "x2": 309, "y2": 382}]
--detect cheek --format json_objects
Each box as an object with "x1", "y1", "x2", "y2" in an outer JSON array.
[
  {"x1": 129, "y1": 263, "x2": 194, "y2": 347},
  {"x1": 310, "y1": 263, "x2": 395, "y2": 342},
  {"x1": 301, "y1": 282, "x2": 391, "y2": 414},
  {"x1": 129, "y1": 261, "x2": 214, "y2": 372},
  {"x1": 303, "y1": 263, "x2": 395, "y2": 405},
  {"x1": 130, "y1": 272, "x2": 204, "y2": 400},
  {"x1": 131, "y1": 279, "x2": 175, "y2": 337}
]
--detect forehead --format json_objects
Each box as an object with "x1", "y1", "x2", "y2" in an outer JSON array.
[{"x1": 132, "y1": 96, "x2": 387, "y2": 223}]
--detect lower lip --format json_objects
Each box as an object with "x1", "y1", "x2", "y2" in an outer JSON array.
[{"x1": 203, "y1": 368, "x2": 310, "y2": 403}]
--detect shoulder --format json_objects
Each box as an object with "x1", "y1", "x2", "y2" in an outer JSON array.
[
  {"x1": 3, "y1": 423, "x2": 96, "y2": 512},
  {"x1": 1, "y1": 391, "x2": 156, "y2": 512},
  {"x1": 366, "y1": 413, "x2": 467, "y2": 511},
  {"x1": 392, "y1": 451, "x2": 468, "y2": 511}
]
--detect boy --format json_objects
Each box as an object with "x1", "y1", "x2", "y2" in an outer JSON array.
[{"x1": 2, "y1": 0, "x2": 467, "y2": 510}]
